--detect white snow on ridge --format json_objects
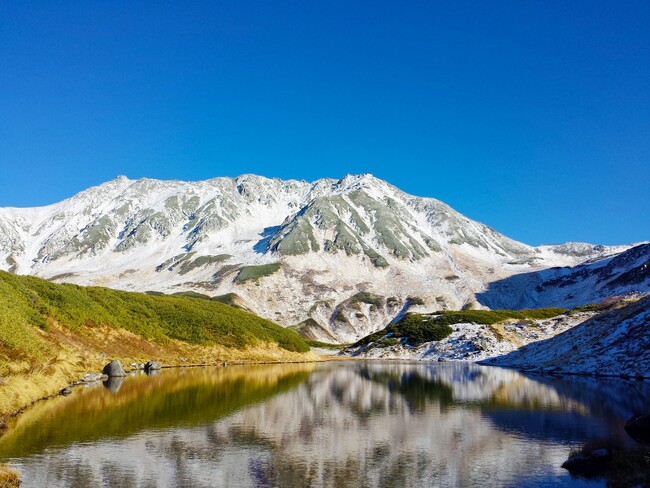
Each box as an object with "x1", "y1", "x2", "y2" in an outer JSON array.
[{"x1": 0, "y1": 173, "x2": 647, "y2": 341}]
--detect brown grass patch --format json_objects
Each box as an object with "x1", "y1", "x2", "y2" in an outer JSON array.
[
  {"x1": 0, "y1": 464, "x2": 20, "y2": 487},
  {"x1": 0, "y1": 319, "x2": 316, "y2": 420}
]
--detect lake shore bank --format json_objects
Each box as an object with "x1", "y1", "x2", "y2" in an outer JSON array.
[{"x1": 0, "y1": 320, "x2": 323, "y2": 429}]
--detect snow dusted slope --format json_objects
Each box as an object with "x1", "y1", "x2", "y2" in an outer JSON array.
[
  {"x1": 0, "y1": 174, "x2": 645, "y2": 342},
  {"x1": 478, "y1": 243, "x2": 650, "y2": 309},
  {"x1": 485, "y1": 295, "x2": 650, "y2": 378},
  {"x1": 347, "y1": 310, "x2": 597, "y2": 362}
]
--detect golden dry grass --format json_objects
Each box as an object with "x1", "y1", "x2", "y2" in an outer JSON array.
[
  {"x1": 0, "y1": 319, "x2": 316, "y2": 421},
  {"x1": 0, "y1": 464, "x2": 20, "y2": 487},
  {"x1": 0, "y1": 270, "x2": 320, "y2": 422}
]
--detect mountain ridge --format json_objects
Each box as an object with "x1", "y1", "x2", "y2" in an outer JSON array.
[{"x1": 0, "y1": 174, "x2": 647, "y2": 341}]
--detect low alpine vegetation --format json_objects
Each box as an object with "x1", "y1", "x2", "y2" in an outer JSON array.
[
  {"x1": 355, "y1": 307, "x2": 569, "y2": 348},
  {"x1": 236, "y1": 263, "x2": 282, "y2": 283},
  {"x1": 0, "y1": 270, "x2": 310, "y2": 366}
]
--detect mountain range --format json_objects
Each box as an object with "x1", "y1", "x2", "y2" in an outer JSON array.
[{"x1": 1, "y1": 174, "x2": 648, "y2": 342}]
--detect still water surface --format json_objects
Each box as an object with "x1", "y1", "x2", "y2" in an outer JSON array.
[{"x1": 1, "y1": 361, "x2": 648, "y2": 487}]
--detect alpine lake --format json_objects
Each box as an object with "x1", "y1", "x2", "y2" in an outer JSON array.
[{"x1": 1, "y1": 361, "x2": 649, "y2": 487}]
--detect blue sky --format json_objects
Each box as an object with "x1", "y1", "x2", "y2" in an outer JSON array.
[{"x1": 1, "y1": 1, "x2": 648, "y2": 246}]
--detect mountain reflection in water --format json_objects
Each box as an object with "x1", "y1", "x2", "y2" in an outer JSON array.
[{"x1": 1, "y1": 361, "x2": 648, "y2": 488}]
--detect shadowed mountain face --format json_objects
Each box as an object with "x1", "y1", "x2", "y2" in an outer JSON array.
[
  {"x1": 484, "y1": 295, "x2": 650, "y2": 377},
  {"x1": 2, "y1": 362, "x2": 649, "y2": 487},
  {"x1": 477, "y1": 243, "x2": 650, "y2": 310},
  {"x1": 0, "y1": 174, "x2": 645, "y2": 341}
]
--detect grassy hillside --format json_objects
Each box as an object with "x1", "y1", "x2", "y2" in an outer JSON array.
[
  {"x1": 0, "y1": 271, "x2": 308, "y2": 358},
  {"x1": 0, "y1": 271, "x2": 311, "y2": 417},
  {"x1": 355, "y1": 308, "x2": 569, "y2": 347}
]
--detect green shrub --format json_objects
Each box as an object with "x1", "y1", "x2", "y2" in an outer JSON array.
[
  {"x1": 430, "y1": 308, "x2": 567, "y2": 326},
  {"x1": 178, "y1": 254, "x2": 231, "y2": 275},
  {"x1": 570, "y1": 302, "x2": 609, "y2": 314},
  {"x1": 392, "y1": 315, "x2": 453, "y2": 345},
  {"x1": 236, "y1": 263, "x2": 282, "y2": 283},
  {"x1": 349, "y1": 292, "x2": 383, "y2": 307},
  {"x1": 210, "y1": 293, "x2": 242, "y2": 308},
  {"x1": 376, "y1": 337, "x2": 402, "y2": 347},
  {"x1": 171, "y1": 291, "x2": 211, "y2": 300}
]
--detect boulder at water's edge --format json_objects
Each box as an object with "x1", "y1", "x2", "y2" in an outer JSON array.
[{"x1": 102, "y1": 360, "x2": 126, "y2": 377}]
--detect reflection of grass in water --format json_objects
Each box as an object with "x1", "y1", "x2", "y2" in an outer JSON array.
[
  {"x1": 396, "y1": 373, "x2": 454, "y2": 411},
  {"x1": 0, "y1": 364, "x2": 313, "y2": 460}
]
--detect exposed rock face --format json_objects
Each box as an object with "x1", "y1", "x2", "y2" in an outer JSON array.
[
  {"x1": 0, "y1": 174, "x2": 646, "y2": 341},
  {"x1": 102, "y1": 360, "x2": 126, "y2": 377}
]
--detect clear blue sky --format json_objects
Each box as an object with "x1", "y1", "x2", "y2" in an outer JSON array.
[{"x1": 1, "y1": 1, "x2": 648, "y2": 246}]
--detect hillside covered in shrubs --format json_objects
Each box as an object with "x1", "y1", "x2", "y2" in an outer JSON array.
[
  {"x1": 0, "y1": 270, "x2": 310, "y2": 364},
  {"x1": 354, "y1": 308, "x2": 568, "y2": 348}
]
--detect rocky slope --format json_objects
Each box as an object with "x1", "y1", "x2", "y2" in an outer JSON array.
[
  {"x1": 478, "y1": 242, "x2": 650, "y2": 310},
  {"x1": 345, "y1": 309, "x2": 597, "y2": 362},
  {"x1": 347, "y1": 295, "x2": 650, "y2": 379},
  {"x1": 0, "y1": 174, "x2": 646, "y2": 342},
  {"x1": 484, "y1": 295, "x2": 650, "y2": 378}
]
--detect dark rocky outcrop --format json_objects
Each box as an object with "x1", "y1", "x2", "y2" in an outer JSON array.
[
  {"x1": 144, "y1": 361, "x2": 162, "y2": 373},
  {"x1": 562, "y1": 448, "x2": 611, "y2": 477},
  {"x1": 102, "y1": 360, "x2": 126, "y2": 377}
]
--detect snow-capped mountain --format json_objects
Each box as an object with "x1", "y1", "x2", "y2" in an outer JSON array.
[{"x1": 0, "y1": 174, "x2": 646, "y2": 342}]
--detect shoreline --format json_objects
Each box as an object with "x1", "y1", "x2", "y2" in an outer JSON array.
[
  {"x1": 0, "y1": 351, "x2": 358, "y2": 432},
  {"x1": 0, "y1": 314, "x2": 325, "y2": 428},
  {"x1": 5, "y1": 352, "x2": 647, "y2": 436},
  {"x1": 338, "y1": 352, "x2": 650, "y2": 380}
]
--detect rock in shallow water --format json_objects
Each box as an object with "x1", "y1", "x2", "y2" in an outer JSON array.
[
  {"x1": 103, "y1": 376, "x2": 125, "y2": 393},
  {"x1": 144, "y1": 361, "x2": 161, "y2": 373},
  {"x1": 102, "y1": 360, "x2": 126, "y2": 377}
]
